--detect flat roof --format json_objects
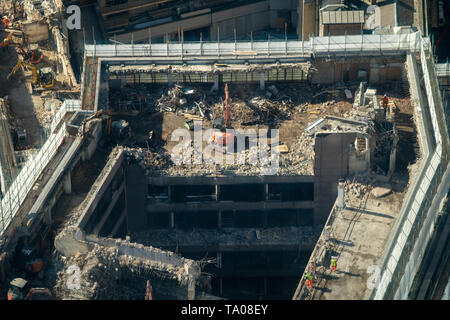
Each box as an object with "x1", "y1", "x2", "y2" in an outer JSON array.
[{"x1": 307, "y1": 180, "x2": 406, "y2": 299}]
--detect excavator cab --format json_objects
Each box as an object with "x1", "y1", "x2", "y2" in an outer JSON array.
[
  {"x1": 7, "y1": 278, "x2": 52, "y2": 300},
  {"x1": 7, "y1": 60, "x2": 54, "y2": 88},
  {"x1": 26, "y1": 44, "x2": 43, "y2": 64},
  {"x1": 7, "y1": 278, "x2": 27, "y2": 300},
  {"x1": 37, "y1": 67, "x2": 55, "y2": 88},
  {"x1": 14, "y1": 236, "x2": 45, "y2": 275}
]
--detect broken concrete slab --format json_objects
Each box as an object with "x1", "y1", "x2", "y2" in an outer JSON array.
[
  {"x1": 54, "y1": 227, "x2": 90, "y2": 257},
  {"x1": 372, "y1": 185, "x2": 392, "y2": 198}
]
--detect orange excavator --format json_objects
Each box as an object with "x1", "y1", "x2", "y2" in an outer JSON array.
[
  {"x1": 7, "y1": 278, "x2": 52, "y2": 300},
  {"x1": 0, "y1": 32, "x2": 43, "y2": 64},
  {"x1": 212, "y1": 84, "x2": 234, "y2": 145}
]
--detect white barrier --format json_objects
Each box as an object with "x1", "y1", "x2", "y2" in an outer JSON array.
[
  {"x1": 372, "y1": 37, "x2": 448, "y2": 300},
  {"x1": 50, "y1": 100, "x2": 82, "y2": 132},
  {"x1": 0, "y1": 99, "x2": 82, "y2": 237},
  {"x1": 84, "y1": 33, "x2": 422, "y2": 58}
]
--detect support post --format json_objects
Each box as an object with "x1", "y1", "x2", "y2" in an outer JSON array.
[
  {"x1": 168, "y1": 71, "x2": 173, "y2": 88},
  {"x1": 212, "y1": 74, "x2": 219, "y2": 91},
  {"x1": 187, "y1": 276, "x2": 196, "y2": 300},
  {"x1": 63, "y1": 172, "x2": 72, "y2": 194},
  {"x1": 218, "y1": 211, "x2": 222, "y2": 229},
  {"x1": 260, "y1": 72, "x2": 265, "y2": 90}
]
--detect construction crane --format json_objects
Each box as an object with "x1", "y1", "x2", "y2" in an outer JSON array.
[
  {"x1": 212, "y1": 84, "x2": 234, "y2": 145},
  {"x1": 7, "y1": 59, "x2": 54, "y2": 88}
]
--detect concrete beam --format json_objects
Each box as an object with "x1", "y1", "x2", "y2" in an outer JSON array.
[
  {"x1": 147, "y1": 175, "x2": 314, "y2": 186},
  {"x1": 260, "y1": 72, "x2": 265, "y2": 90},
  {"x1": 147, "y1": 200, "x2": 315, "y2": 213},
  {"x1": 77, "y1": 149, "x2": 124, "y2": 229},
  {"x1": 93, "y1": 182, "x2": 125, "y2": 235},
  {"x1": 110, "y1": 207, "x2": 127, "y2": 237},
  {"x1": 63, "y1": 172, "x2": 72, "y2": 194}
]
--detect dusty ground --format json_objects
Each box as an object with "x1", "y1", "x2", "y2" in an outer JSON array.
[
  {"x1": 0, "y1": 38, "x2": 43, "y2": 148},
  {"x1": 110, "y1": 83, "x2": 358, "y2": 176},
  {"x1": 306, "y1": 175, "x2": 408, "y2": 300},
  {"x1": 0, "y1": 31, "x2": 74, "y2": 149}
]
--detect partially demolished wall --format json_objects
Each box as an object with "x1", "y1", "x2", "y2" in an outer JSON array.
[{"x1": 53, "y1": 146, "x2": 202, "y2": 299}]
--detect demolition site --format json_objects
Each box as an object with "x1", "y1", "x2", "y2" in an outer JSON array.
[{"x1": 0, "y1": 0, "x2": 448, "y2": 302}]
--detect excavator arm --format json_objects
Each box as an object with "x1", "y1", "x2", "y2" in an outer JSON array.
[{"x1": 6, "y1": 59, "x2": 25, "y2": 80}]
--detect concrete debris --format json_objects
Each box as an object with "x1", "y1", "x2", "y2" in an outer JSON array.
[
  {"x1": 53, "y1": 227, "x2": 201, "y2": 299},
  {"x1": 344, "y1": 89, "x2": 353, "y2": 99},
  {"x1": 343, "y1": 176, "x2": 376, "y2": 199},
  {"x1": 131, "y1": 227, "x2": 320, "y2": 248}
]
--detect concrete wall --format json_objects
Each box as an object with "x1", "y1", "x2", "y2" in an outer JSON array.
[
  {"x1": 321, "y1": 23, "x2": 362, "y2": 36},
  {"x1": 302, "y1": 0, "x2": 316, "y2": 40},
  {"x1": 314, "y1": 132, "x2": 357, "y2": 223},
  {"x1": 210, "y1": 1, "x2": 270, "y2": 40},
  {"x1": 311, "y1": 59, "x2": 405, "y2": 84},
  {"x1": 125, "y1": 164, "x2": 148, "y2": 233}
]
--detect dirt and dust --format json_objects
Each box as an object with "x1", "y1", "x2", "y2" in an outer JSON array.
[{"x1": 110, "y1": 83, "x2": 358, "y2": 177}]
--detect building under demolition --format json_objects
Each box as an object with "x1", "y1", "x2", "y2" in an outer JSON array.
[{"x1": 0, "y1": 0, "x2": 449, "y2": 301}]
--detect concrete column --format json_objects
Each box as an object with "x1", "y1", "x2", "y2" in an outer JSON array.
[
  {"x1": 337, "y1": 179, "x2": 344, "y2": 209},
  {"x1": 211, "y1": 74, "x2": 219, "y2": 91},
  {"x1": 263, "y1": 277, "x2": 268, "y2": 297},
  {"x1": 215, "y1": 184, "x2": 219, "y2": 201},
  {"x1": 168, "y1": 185, "x2": 172, "y2": 202},
  {"x1": 218, "y1": 211, "x2": 222, "y2": 229},
  {"x1": 45, "y1": 207, "x2": 52, "y2": 225},
  {"x1": 120, "y1": 75, "x2": 126, "y2": 87},
  {"x1": 170, "y1": 212, "x2": 175, "y2": 228},
  {"x1": 263, "y1": 210, "x2": 268, "y2": 228},
  {"x1": 63, "y1": 172, "x2": 72, "y2": 194},
  {"x1": 187, "y1": 276, "x2": 196, "y2": 300},
  {"x1": 370, "y1": 64, "x2": 380, "y2": 83},
  {"x1": 260, "y1": 72, "x2": 265, "y2": 90},
  {"x1": 168, "y1": 72, "x2": 173, "y2": 88},
  {"x1": 264, "y1": 184, "x2": 269, "y2": 201},
  {"x1": 216, "y1": 252, "x2": 222, "y2": 268}
]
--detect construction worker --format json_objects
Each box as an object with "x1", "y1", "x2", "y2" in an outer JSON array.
[
  {"x1": 330, "y1": 257, "x2": 337, "y2": 272},
  {"x1": 382, "y1": 94, "x2": 389, "y2": 109},
  {"x1": 2, "y1": 16, "x2": 9, "y2": 29},
  {"x1": 305, "y1": 272, "x2": 313, "y2": 288},
  {"x1": 145, "y1": 280, "x2": 153, "y2": 300}
]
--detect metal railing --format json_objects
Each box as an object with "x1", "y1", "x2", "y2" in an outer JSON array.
[
  {"x1": 84, "y1": 33, "x2": 421, "y2": 58},
  {"x1": 371, "y1": 37, "x2": 449, "y2": 300},
  {"x1": 0, "y1": 99, "x2": 82, "y2": 238},
  {"x1": 50, "y1": 100, "x2": 82, "y2": 132},
  {"x1": 293, "y1": 34, "x2": 448, "y2": 300},
  {"x1": 435, "y1": 62, "x2": 450, "y2": 77},
  {"x1": 292, "y1": 199, "x2": 341, "y2": 300}
]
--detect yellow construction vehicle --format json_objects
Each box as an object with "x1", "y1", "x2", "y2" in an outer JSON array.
[{"x1": 7, "y1": 60, "x2": 54, "y2": 88}]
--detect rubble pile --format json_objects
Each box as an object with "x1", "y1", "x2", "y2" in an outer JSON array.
[
  {"x1": 52, "y1": 232, "x2": 198, "y2": 299},
  {"x1": 53, "y1": 244, "x2": 118, "y2": 299},
  {"x1": 131, "y1": 227, "x2": 320, "y2": 248},
  {"x1": 124, "y1": 136, "x2": 314, "y2": 177},
  {"x1": 343, "y1": 175, "x2": 376, "y2": 200},
  {"x1": 110, "y1": 83, "x2": 311, "y2": 126}
]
